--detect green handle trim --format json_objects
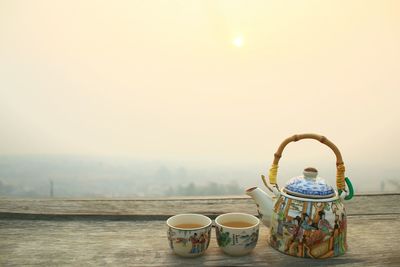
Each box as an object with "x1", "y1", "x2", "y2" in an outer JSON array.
[{"x1": 339, "y1": 177, "x2": 354, "y2": 200}]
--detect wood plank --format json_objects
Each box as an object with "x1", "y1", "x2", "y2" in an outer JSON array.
[
  {"x1": 0, "y1": 214, "x2": 399, "y2": 266},
  {"x1": 1, "y1": 194, "x2": 399, "y2": 219}
]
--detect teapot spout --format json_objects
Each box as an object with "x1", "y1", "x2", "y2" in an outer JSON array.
[{"x1": 246, "y1": 187, "x2": 276, "y2": 227}]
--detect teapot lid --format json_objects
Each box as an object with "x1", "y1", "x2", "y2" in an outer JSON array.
[{"x1": 283, "y1": 167, "x2": 335, "y2": 198}]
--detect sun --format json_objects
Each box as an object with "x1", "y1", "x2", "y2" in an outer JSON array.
[{"x1": 233, "y1": 36, "x2": 244, "y2": 47}]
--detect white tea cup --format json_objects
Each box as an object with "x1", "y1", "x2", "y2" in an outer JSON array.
[
  {"x1": 166, "y1": 214, "x2": 212, "y2": 257},
  {"x1": 215, "y1": 213, "x2": 260, "y2": 256}
]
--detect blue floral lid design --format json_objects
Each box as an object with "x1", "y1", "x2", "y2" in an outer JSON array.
[{"x1": 283, "y1": 167, "x2": 335, "y2": 198}]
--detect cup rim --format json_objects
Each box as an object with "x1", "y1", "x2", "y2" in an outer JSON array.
[
  {"x1": 215, "y1": 212, "x2": 260, "y2": 230},
  {"x1": 167, "y1": 213, "x2": 212, "y2": 231}
]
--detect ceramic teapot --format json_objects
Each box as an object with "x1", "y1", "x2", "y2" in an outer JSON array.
[{"x1": 246, "y1": 133, "x2": 354, "y2": 259}]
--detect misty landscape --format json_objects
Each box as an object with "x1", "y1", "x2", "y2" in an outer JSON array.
[
  {"x1": 0, "y1": 155, "x2": 248, "y2": 198},
  {"x1": 1, "y1": 155, "x2": 399, "y2": 198},
  {"x1": 1, "y1": 1, "x2": 400, "y2": 199}
]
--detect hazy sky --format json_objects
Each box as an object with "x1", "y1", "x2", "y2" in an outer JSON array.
[{"x1": 1, "y1": 1, "x2": 400, "y2": 171}]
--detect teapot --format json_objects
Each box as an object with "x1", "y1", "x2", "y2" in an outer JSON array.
[{"x1": 246, "y1": 134, "x2": 354, "y2": 259}]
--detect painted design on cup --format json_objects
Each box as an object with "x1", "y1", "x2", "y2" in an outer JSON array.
[
  {"x1": 167, "y1": 227, "x2": 211, "y2": 254},
  {"x1": 216, "y1": 226, "x2": 258, "y2": 249},
  {"x1": 215, "y1": 227, "x2": 231, "y2": 247}
]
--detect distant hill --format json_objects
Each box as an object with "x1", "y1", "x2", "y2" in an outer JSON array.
[{"x1": 0, "y1": 155, "x2": 398, "y2": 197}]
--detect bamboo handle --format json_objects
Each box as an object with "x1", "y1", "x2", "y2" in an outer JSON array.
[{"x1": 268, "y1": 133, "x2": 346, "y2": 191}]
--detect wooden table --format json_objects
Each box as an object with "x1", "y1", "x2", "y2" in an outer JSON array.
[{"x1": 1, "y1": 194, "x2": 399, "y2": 266}]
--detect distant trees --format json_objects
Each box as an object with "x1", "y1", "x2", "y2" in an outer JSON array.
[
  {"x1": 164, "y1": 181, "x2": 243, "y2": 196},
  {"x1": 0, "y1": 179, "x2": 10, "y2": 193},
  {"x1": 0, "y1": 179, "x2": 39, "y2": 197}
]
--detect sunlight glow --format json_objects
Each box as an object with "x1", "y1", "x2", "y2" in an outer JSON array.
[{"x1": 233, "y1": 36, "x2": 244, "y2": 47}]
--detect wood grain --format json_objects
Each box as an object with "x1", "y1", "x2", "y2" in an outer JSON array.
[
  {"x1": 0, "y1": 194, "x2": 399, "y2": 219},
  {"x1": 1, "y1": 194, "x2": 399, "y2": 266},
  {"x1": 0, "y1": 215, "x2": 399, "y2": 266}
]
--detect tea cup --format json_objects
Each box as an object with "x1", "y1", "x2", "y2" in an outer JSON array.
[
  {"x1": 166, "y1": 214, "x2": 212, "y2": 257},
  {"x1": 215, "y1": 212, "x2": 260, "y2": 256}
]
